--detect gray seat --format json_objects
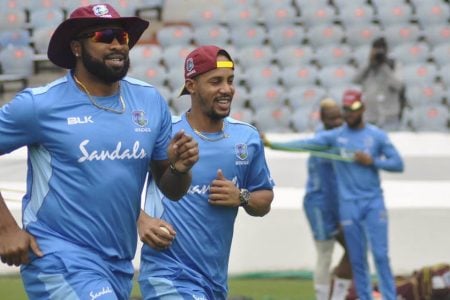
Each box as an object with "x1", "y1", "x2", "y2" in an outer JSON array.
[
  {"x1": 400, "y1": 62, "x2": 438, "y2": 86},
  {"x1": 128, "y1": 64, "x2": 167, "y2": 87},
  {"x1": 306, "y1": 24, "x2": 345, "y2": 49},
  {"x1": 248, "y1": 85, "x2": 286, "y2": 110},
  {"x1": 267, "y1": 24, "x2": 305, "y2": 49},
  {"x1": 192, "y1": 24, "x2": 230, "y2": 46},
  {"x1": 407, "y1": 104, "x2": 449, "y2": 132},
  {"x1": 229, "y1": 25, "x2": 267, "y2": 48},
  {"x1": 156, "y1": 25, "x2": 193, "y2": 48},
  {"x1": 424, "y1": 24, "x2": 450, "y2": 47},
  {"x1": 253, "y1": 105, "x2": 292, "y2": 133},
  {"x1": 275, "y1": 45, "x2": 315, "y2": 68},
  {"x1": 287, "y1": 85, "x2": 327, "y2": 110},
  {"x1": 188, "y1": 7, "x2": 223, "y2": 27},
  {"x1": 376, "y1": 2, "x2": 414, "y2": 27},
  {"x1": 415, "y1": 2, "x2": 450, "y2": 28},
  {"x1": 384, "y1": 24, "x2": 423, "y2": 48},
  {"x1": 391, "y1": 42, "x2": 431, "y2": 65},
  {"x1": 317, "y1": 64, "x2": 357, "y2": 89},
  {"x1": 431, "y1": 43, "x2": 450, "y2": 66},
  {"x1": 243, "y1": 65, "x2": 281, "y2": 90},
  {"x1": 345, "y1": 23, "x2": 382, "y2": 49},
  {"x1": 236, "y1": 46, "x2": 274, "y2": 71},
  {"x1": 280, "y1": 65, "x2": 319, "y2": 89},
  {"x1": 405, "y1": 83, "x2": 445, "y2": 107},
  {"x1": 259, "y1": 4, "x2": 299, "y2": 27},
  {"x1": 300, "y1": 4, "x2": 337, "y2": 27},
  {"x1": 314, "y1": 44, "x2": 353, "y2": 68},
  {"x1": 338, "y1": 3, "x2": 375, "y2": 28}
]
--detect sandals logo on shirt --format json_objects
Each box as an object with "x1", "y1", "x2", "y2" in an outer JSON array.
[
  {"x1": 132, "y1": 110, "x2": 151, "y2": 132},
  {"x1": 235, "y1": 143, "x2": 249, "y2": 165}
]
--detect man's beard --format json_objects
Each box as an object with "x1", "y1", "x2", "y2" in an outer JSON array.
[{"x1": 81, "y1": 47, "x2": 130, "y2": 84}]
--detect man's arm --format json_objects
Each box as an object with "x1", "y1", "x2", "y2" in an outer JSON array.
[
  {"x1": 0, "y1": 192, "x2": 43, "y2": 266},
  {"x1": 151, "y1": 130, "x2": 199, "y2": 200},
  {"x1": 243, "y1": 189, "x2": 273, "y2": 217}
]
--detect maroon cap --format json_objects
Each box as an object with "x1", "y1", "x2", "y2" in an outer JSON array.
[
  {"x1": 48, "y1": 3, "x2": 149, "y2": 69},
  {"x1": 179, "y1": 45, "x2": 234, "y2": 96},
  {"x1": 342, "y1": 89, "x2": 363, "y2": 111}
]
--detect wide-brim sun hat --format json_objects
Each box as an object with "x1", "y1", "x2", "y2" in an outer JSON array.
[{"x1": 48, "y1": 3, "x2": 149, "y2": 69}]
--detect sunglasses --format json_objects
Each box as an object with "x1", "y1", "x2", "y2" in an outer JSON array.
[{"x1": 77, "y1": 28, "x2": 129, "y2": 45}]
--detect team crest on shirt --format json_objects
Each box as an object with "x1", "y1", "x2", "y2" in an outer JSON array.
[
  {"x1": 132, "y1": 110, "x2": 151, "y2": 132},
  {"x1": 235, "y1": 143, "x2": 249, "y2": 166}
]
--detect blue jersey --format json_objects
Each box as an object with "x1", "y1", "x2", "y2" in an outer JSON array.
[
  {"x1": 271, "y1": 124, "x2": 403, "y2": 201},
  {"x1": 140, "y1": 113, "x2": 274, "y2": 298},
  {"x1": 0, "y1": 72, "x2": 172, "y2": 263}
]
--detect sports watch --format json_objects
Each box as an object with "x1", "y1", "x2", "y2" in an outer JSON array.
[{"x1": 239, "y1": 188, "x2": 251, "y2": 207}]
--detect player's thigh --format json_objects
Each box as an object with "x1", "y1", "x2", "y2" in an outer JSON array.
[
  {"x1": 21, "y1": 253, "x2": 126, "y2": 300},
  {"x1": 139, "y1": 276, "x2": 210, "y2": 300}
]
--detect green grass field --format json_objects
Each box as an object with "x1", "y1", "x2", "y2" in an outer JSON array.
[{"x1": 0, "y1": 273, "x2": 315, "y2": 300}]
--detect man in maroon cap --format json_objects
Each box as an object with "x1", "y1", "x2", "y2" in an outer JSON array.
[
  {"x1": 137, "y1": 45, "x2": 274, "y2": 299},
  {"x1": 0, "y1": 4, "x2": 198, "y2": 299},
  {"x1": 264, "y1": 90, "x2": 404, "y2": 300}
]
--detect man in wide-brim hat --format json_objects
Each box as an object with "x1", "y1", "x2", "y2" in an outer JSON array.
[{"x1": 0, "y1": 3, "x2": 199, "y2": 299}]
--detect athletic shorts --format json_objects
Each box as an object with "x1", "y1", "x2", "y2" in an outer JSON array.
[
  {"x1": 303, "y1": 195, "x2": 340, "y2": 241},
  {"x1": 139, "y1": 276, "x2": 225, "y2": 300},
  {"x1": 21, "y1": 249, "x2": 134, "y2": 300}
]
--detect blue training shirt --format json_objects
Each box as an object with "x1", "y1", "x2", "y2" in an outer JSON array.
[
  {"x1": 140, "y1": 113, "x2": 274, "y2": 297},
  {"x1": 0, "y1": 72, "x2": 172, "y2": 262},
  {"x1": 270, "y1": 123, "x2": 403, "y2": 201}
]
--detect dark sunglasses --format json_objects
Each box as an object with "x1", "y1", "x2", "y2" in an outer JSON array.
[{"x1": 77, "y1": 28, "x2": 129, "y2": 45}]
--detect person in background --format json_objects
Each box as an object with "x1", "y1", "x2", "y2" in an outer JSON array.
[
  {"x1": 0, "y1": 4, "x2": 198, "y2": 299},
  {"x1": 138, "y1": 45, "x2": 275, "y2": 300},
  {"x1": 303, "y1": 99, "x2": 352, "y2": 300},
  {"x1": 353, "y1": 37, "x2": 406, "y2": 131},
  {"x1": 264, "y1": 90, "x2": 404, "y2": 300}
]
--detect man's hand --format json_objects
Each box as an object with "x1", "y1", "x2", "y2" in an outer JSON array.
[
  {"x1": 138, "y1": 211, "x2": 175, "y2": 251},
  {"x1": 353, "y1": 151, "x2": 373, "y2": 166},
  {"x1": 208, "y1": 169, "x2": 240, "y2": 207},
  {"x1": 167, "y1": 130, "x2": 199, "y2": 174},
  {"x1": 0, "y1": 225, "x2": 42, "y2": 266}
]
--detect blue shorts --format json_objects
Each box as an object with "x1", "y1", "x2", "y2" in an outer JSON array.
[
  {"x1": 139, "y1": 276, "x2": 225, "y2": 300},
  {"x1": 303, "y1": 194, "x2": 340, "y2": 241},
  {"x1": 20, "y1": 250, "x2": 134, "y2": 300}
]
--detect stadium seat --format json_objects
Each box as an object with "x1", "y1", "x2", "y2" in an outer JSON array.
[
  {"x1": 376, "y1": 2, "x2": 414, "y2": 27},
  {"x1": 229, "y1": 107, "x2": 255, "y2": 124},
  {"x1": 223, "y1": 5, "x2": 260, "y2": 27},
  {"x1": 286, "y1": 85, "x2": 327, "y2": 110},
  {"x1": 248, "y1": 85, "x2": 286, "y2": 110},
  {"x1": 267, "y1": 24, "x2": 305, "y2": 49},
  {"x1": 4, "y1": 0, "x2": 28, "y2": 11},
  {"x1": 192, "y1": 25, "x2": 230, "y2": 47},
  {"x1": 424, "y1": 24, "x2": 450, "y2": 47},
  {"x1": 294, "y1": 0, "x2": 328, "y2": 11},
  {"x1": 405, "y1": 83, "x2": 446, "y2": 107},
  {"x1": 345, "y1": 23, "x2": 382, "y2": 49},
  {"x1": 280, "y1": 65, "x2": 319, "y2": 89},
  {"x1": 128, "y1": 64, "x2": 167, "y2": 87},
  {"x1": 391, "y1": 42, "x2": 431, "y2": 65},
  {"x1": 300, "y1": 4, "x2": 337, "y2": 27},
  {"x1": 0, "y1": 9, "x2": 27, "y2": 30},
  {"x1": 188, "y1": 7, "x2": 223, "y2": 27},
  {"x1": 236, "y1": 45, "x2": 274, "y2": 71},
  {"x1": 338, "y1": 4, "x2": 375, "y2": 27},
  {"x1": 0, "y1": 44, "x2": 34, "y2": 76},
  {"x1": 314, "y1": 44, "x2": 353, "y2": 68},
  {"x1": 222, "y1": 0, "x2": 258, "y2": 10},
  {"x1": 259, "y1": 4, "x2": 300, "y2": 27},
  {"x1": 231, "y1": 85, "x2": 250, "y2": 109},
  {"x1": 253, "y1": 105, "x2": 292, "y2": 133},
  {"x1": 0, "y1": 29, "x2": 31, "y2": 49},
  {"x1": 29, "y1": 7, "x2": 65, "y2": 29},
  {"x1": 306, "y1": 24, "x2": 345, "y2": 49},
  {"x1": 415, "y1": 2, "x2": 450, "y2": 28},
  {"x1": 290, "y1": 105, "x2": 321, "y2": 132},
  {"x1": 400, "y1": 62, "x2": 438, "y2": 86},
  {"x1": 104, "y1": 0, "x2": 139, "y2": 16},
  {"x1": 30, "y1": 26, "x2": 54, "y2": 60},
  {"x1": 384, "y1": 24, "x2": 423, "y2": 48},
  {"x1": 229, "y1": 25, "x2": 267, "y2": 48},
  {"x1": 275, "y1": 45, "x2": 315, "y2": 68},
  {"x1": 161, "y1": 45, "x2": 195, "y2": 72},
  {"x1": 332, "y1": 0, "x2": 367, "y2": 11},
  {"x1": 431, "y1": 43, "x2": 450, "y2": 66},
  {"x1": 438, "y1": 63, "x2": 450, "y2": 88},
  {"x1": 130, "y1": 44, "x2": 163, "y2": 66},
  {"x1": 352, "y1": 45, "x2": 371, "y2": 68},
  {"x1": 170, "y1": 93, "x2": 192, "y2": 115},
  {"x1": 156, "y1": 25, "x2": 193, "y2": 48},
  {"x1": 243, "y1": 65, "x2": 281, "y2": 90},
  {"x1": 407, "y1": 104, "x2": 449, "y2": 132},
  {"x1": 317, "y1": 64, "x2": 357, "y2": 89}
]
